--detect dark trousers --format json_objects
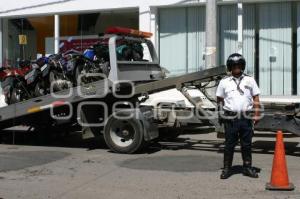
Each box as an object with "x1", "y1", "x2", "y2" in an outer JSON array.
[{"x1": 223, "y1": 118, "x2": 254, "y2": 168}]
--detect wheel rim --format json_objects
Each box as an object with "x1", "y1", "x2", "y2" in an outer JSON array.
[
  {"x1": 52, "y1": 73, "x2": 58, "y2": 80},
  {"x1": 13, "y1": 89, "x2": 21, "y2": 102},
  {"x1": 49, "y1": 71, "x2": 54, "y2": 80},
  {"x1": 36, "y1": 83, "x2": 44, "y2": 95},
  {"x1": 38, "y1": 88, "x2": 44, "y2": 95},
  {"x1": 50, "y1": 71, "x2": 61, "y2": 81},
  {"x1": 109, "y1": 120, "x2": 135, "y2": 147},
  {"x1": 16, "y1": 92, "x2": 21, "y2": 101}
]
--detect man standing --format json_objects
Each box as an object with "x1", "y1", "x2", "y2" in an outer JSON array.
[{"x1": 216, "y1": 53, "x2": 261, "y2": 179}]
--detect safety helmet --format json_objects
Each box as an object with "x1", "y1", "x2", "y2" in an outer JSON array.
[{"x1": 226, "y1": 53, "x2": 246, "y2": 71}]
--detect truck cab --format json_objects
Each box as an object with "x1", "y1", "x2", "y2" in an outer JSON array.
[{"x1": 99, "y1": 27, "x2": 164, "y2": 83}]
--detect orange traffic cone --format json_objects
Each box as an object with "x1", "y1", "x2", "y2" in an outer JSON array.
[{"x1": 266, "y1": 130, "x2": 295, "y2": 191}]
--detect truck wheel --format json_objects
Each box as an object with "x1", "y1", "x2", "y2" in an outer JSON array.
[{"x1": 104, "y1": 116, "x2": 145, "y2": 154}]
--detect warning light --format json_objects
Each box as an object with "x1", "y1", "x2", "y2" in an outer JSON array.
[{"x1": 105, "y1": 27, "x2": 153, "y2": 38}]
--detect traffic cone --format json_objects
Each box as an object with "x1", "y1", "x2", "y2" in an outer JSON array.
[{"x1": 266, "y1": 130, "x2": 295, "y2": 191}]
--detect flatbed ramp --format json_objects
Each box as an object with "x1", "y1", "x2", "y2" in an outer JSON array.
[{"x1": 0, "y1": 66, "x2": 227, "y2": 130}]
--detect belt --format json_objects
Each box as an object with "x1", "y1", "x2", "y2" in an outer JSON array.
[{"x1": 224, "y1": 110, "x2": 252, "y2": 117}]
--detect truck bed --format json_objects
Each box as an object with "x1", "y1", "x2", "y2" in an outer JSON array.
[{"x1": 0, "y1": 66, "x2": 227, "y2": 130}]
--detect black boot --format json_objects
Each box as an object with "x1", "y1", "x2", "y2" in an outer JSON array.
[
  {"x1": 242, "y1": 149, "x2": 258, "y2": 178},
  {"x1": 220, "y1": 151, "x2": 233, "y2": 179},
  {"x1": 243, "y1": 166, "x2": 258, "y2": 178},
  {"x1": 220, "y1": 167, "x2": 231, "y2": 179}
]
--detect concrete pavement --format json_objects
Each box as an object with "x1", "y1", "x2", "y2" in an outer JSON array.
[{"x1": 0, "y1": 131, "x2": 299, "y2": 199}]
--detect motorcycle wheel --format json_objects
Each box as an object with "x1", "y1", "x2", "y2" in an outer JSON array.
[
  {"x1": 49, "y1": 70, "x2": 61, "y2": 83},
  {"x1": 10, "y1": 87, "x2": 22, "y2": 104},
  {"x1": 34, "y1": 82, "x2": 45, "y2": 97},
  {"x1": 49, "y1": 70, "x2": 64, "y2": 92},
  {"x1": 3, "y1": 87, "x2": 11, "y2": 105}
]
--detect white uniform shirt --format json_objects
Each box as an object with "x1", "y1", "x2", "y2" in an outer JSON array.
[{"x1": 216, "y1": 74, "x2": 260, "y2": 112}]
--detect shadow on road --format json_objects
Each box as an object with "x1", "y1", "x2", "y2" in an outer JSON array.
[
  {"x1": 148, "y1": 137, "x2": 300, "y2": 157},
  {"x1": 0, "y1": 129, "x2": 108, "y2": 151},
  {"x1": 219, "y1": 165, "x2": 261, "y2": 179},
  {"x1": 0, "y1": 128, "x2": 299, "y2": 157}
]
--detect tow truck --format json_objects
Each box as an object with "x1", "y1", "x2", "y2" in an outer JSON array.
[
  {"x1": 255, "y1": 96, "x2": 300, "y2": 135},
  {"x1": 0, "y1": 27, "x2": 299, "y2": 154}
]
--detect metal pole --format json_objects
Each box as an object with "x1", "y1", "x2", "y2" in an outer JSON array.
[
  {"x1": 54, "y1": 15, "x2": 60, "y2": 54},
  {"x1": 205, "y1": 0, "x2": 217, "y2": 68},
  {"x1": 21, "y1": 19, "x2": 25, "y2": 60},
  {"x1": 237, "y1": 2, "x2": 243, "y2": 54},
  {"x1": 0, "y1": 18, "x2": 2, "y2": 67}
]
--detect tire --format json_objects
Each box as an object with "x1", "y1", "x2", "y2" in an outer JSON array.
[
  {"x1": 34, "y1": 82, "x2": 45, "y2": 97},
  {"x1": 103, "y1": 116, "x2": 145, "y2": 154},
  {"x1": 49, "y1": 71, "x2": 60, "y2": 92},
  {"x1": 5, "y1": 89, "x2": 12, "y2": 105},
  {"x1": 10, "y1": 87, "x2": 21, "y2": 104},
  {"x1": 49, "y1": 70, "x2": 60, "y2": 83},
  {"x1": 2, "y1": 77, "x2": 14, "y2": 104},
  {"x1": 49, "y1": 70, "x2": 68, "y2": 92}
]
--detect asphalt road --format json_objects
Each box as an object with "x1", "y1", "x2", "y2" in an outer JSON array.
[{"x1": 0, "y1": 129, "x2": 299, "y2": 199}]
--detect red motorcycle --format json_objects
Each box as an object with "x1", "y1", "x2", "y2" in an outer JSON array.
[{"x1": 0, "y1": 60, "x2": 31, "y2": 104}]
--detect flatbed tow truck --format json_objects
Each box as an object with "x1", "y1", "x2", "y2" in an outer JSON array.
[{"x1": 0, "y1": 27, "x2": 299, "y2": 153}]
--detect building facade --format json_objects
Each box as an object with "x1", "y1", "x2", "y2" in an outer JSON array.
[{"x1": 0, "y1": 0, "x2": 299, "y2": 96}]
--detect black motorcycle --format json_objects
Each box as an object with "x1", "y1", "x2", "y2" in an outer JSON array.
[
  {"x1": 47, "y1": 51, "x2": 80, "y2": 92},
  {"x1": 23, "y1": 58, "x2": 48, "y2": 98},
  {"x1": 75, "y1": 47, "x2": 110, "y2": 85},
  {"x1": 32, "y1": 57, "x2": 51, "y2": 96},
  {"x1": 50, "y1": 48, "x2": 110, "y2": 88},
  {"x1": 75, "y1": 42, "x2": 144, "y2": 85}
]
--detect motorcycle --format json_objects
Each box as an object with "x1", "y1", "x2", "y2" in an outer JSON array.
[
  {"x1": 49, "y1": 48, "x2": 110, "y2": 90},
  {"x1": 47, "y1": 51, "x2": 78, "y2": 92},
  {"x1": 75, "y1": 47, "x2": 110, "y2": 85},
  {"x1": 24, "y1": 57, "x2": 50, "y2": 97},
  {"x1": 75, "y1": 41, "x2": 144, "y2": 85},
  {"x1": 76, "y1": 41, "x2": 142, "y2": 83},
  {"x1": 0, "y1": 60, "x2": 31, "y2": 104}
]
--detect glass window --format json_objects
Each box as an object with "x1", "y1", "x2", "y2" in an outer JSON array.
[
  {"x1": 219, "y1": 3, "x2": 295, "y2": 96},
  {"x1": 219, "y1": 4, "x2": 256, "y2": 76},
  {"x1": 55, "y1": 11, "x2": 139, "y2": 55},
  {"x1": 258, "y1": 2, "x2": 292, "y2": 95},
  {"x1": 2, "y1": 10, "x2": 139, "y2": 67},
  {"x1": 3, "y1": 16, "x2": 54, "y2": 67},
  {"x1": 159, "y1": 7, "x2": 206, "y2": 77}
]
